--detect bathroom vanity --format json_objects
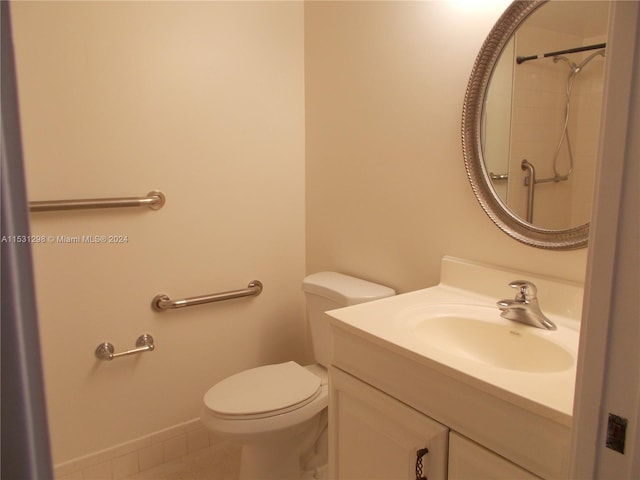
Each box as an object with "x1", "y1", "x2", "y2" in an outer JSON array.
[{"x1": 327, "y1": 257, "x2": 583, "y2": 480}]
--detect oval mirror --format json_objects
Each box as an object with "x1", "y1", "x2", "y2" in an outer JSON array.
[{"x1": 462, "y1": 0, "x2": 609, "y2": 249}]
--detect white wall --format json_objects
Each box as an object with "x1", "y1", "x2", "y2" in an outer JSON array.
[
  {"x1": 11, "y1": 1, "x2": 306, "y2": 465},
  {"x1": 305, "y1": 1, "x2": 588, "y2": 294}
]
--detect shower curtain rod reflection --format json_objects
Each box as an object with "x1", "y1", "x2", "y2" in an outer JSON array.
[{"x1": 516, "y1": 42, "x2": 606, "y2": 64}]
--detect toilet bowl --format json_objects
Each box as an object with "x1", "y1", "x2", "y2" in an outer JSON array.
[
  {"x1": 201, "y1": 362, "x2": 328, "y2": 479},
  {"x1": 200, "y1": 272, "x2": 395, "y2": 480}
]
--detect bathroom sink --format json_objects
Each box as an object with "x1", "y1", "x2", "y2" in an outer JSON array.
[
  {"x1": 327, "y1": 258, "x2": 584, "y2": 479},
  {"x1": 328, "y1": 257, "x2": 584, "y2": 426},
  {"x1": 396, "y1": 304, "x2": 575, "y2": 373}
]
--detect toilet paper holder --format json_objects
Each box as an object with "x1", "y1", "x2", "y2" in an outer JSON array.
[{"x1": 95, "y1": 334, "x2": 154, "y2": 361}]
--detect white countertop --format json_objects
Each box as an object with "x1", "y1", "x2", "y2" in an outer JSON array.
[{"x1": 327, "y1": 256, "x2": 583, "y2": 425}]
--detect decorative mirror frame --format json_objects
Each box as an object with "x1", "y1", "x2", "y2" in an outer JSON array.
[{"x1": 462, "y1": 0, "x2": 589, "y2": 249}]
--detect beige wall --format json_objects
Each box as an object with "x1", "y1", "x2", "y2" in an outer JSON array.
[
  {"x1": 305, "y1": 1, "x2": 587, "y2": 294},
  {"x1": 11, "y1": 1, "x2": 306, "y2": 464}
]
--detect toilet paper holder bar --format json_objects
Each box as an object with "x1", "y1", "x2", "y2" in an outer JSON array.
[{"x1": 95, "y1": 334, "x2": 154, "y2": 361}]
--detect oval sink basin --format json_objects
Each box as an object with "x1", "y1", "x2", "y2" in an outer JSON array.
[{"x1": 397, "y1": 304, "x2": 575, "y2": 373}]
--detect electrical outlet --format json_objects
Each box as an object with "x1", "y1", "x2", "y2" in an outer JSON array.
[{"x1": 605, "y1": 413, "x2": 627, "y2": 454}]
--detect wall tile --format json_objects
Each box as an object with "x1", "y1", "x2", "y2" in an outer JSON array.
[
  {"x1": 187, "y1": 428, "x2": 210, "y2": 453},
  {"x1": 163, "y1": 435, "x2": 188, "y2": 462},
  {"x1": 112, "y1": 452, "x2": 139, "y2": 480},
  {"x1": 138, "y1": 443, "x2": 164, "y2": 472},
  {"x1": 81, "y1": 461, "x2": 112, "y2": 480}
]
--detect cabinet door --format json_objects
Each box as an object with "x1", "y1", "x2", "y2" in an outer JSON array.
[
  {"x1": 448, "y1": 432, "x2": 542, "y2": 480},
  {"x1": 330, "y1": 367, "x2": 448, "y2": 480}
]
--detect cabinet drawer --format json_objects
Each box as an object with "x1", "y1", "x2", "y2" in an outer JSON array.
[
  {"x1": 330, "y1": 367, "x2": 448, "y2": 480},
  {"x1": 449, "y1": 432, "x2": 542, "y2": 480}
]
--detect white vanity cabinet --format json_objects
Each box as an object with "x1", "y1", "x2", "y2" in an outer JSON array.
[
  {"x1": 329, "y1": 367, "x2": 448, "y2": 480},
  {"x1": 329, "y1": 366, "x2": 542, "y2": 480},
  {"x1": 327, "y1": 258, "x2": 580, "y2": 479},
  {"x1": 328, "y1": 327, "x2": 571, "y2": 479},
  {"x1": 448, "y1": 432, "x2": 542, "y2": 480}
]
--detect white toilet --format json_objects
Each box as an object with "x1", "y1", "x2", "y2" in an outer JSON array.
[{"x1": 200, "y1": 272, "x2": 395, "y2": 480}]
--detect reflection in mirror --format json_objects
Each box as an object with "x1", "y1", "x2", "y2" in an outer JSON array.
[
  {"x1": 483, "y1": 1, "x2": 609, "y2": 230},
  {"x1": 463, "y1": 0, "x2": 611, "y2": 248}
]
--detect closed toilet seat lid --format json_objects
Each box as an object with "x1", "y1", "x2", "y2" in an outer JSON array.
[{"x1": 204, "y1": 361, "x2": 322, "y2": 419}]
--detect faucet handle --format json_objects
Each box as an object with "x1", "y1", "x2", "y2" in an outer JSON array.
[{"x1": 508, "y1": 280, "x2": 537, "y2": 301}]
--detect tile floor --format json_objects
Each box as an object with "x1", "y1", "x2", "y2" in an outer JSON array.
[{"x1": 123, "y1": 442, "x2": 241, "y2": 480}]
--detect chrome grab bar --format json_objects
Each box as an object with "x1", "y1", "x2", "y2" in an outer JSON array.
[
  {"x1": 520, "y1": 159, "x2": 572, "y2": 224},
  {"x1": 95, "y1": 334, "x2": 154, "y2": 361},
  {"x1": 489, "y1": 172, "x2": 508, "y2": 180},
  {"x1": 532, "y1": 173, "x2": 570, "y2": 184},
  {"x1": 152, "y1": 280, "x2": 263, "y2": 311},
  {"x1": 30, "y1": 191, "x2": 165, "y2": 212},
  {"x1": 521, "y1": 159, "x2": 535, "y2": 223}
]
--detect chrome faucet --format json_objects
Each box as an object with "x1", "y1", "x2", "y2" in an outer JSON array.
[{"x1": 497, "y1": 280, "x2": 556, "y2": 330}]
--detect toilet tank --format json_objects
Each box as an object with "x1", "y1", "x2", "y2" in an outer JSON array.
[{"x1": 302, "y1": 272, "x2": 395, "y2": 367}]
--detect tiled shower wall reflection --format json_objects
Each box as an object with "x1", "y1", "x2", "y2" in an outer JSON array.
[{"x1": 509, "y1": 24, "x2": 606, "y2": 228}]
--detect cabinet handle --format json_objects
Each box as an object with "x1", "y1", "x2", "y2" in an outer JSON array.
[{"x1": 415, "y1": 447, "x2": 428, "y2": 480}]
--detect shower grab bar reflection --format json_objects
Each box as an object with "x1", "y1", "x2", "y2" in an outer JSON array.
[
  {"x1": 489, "y1": 172, "x2": 509, "y2": 180},
  {"x1": 521, "y1": 158, "x2": 573, "y2": 223},
  {"x1": 95, "y1": 334, "x2": 154, "y2": 361},
  {"x1": 29, "y1": 191, "x2": 165, "y2": 212},
  {"x1": 521, "y1": 160, "x2": 536, "y2": 223},
  {"x1": 152, "y1": 280, "x2": 263, "y2": 312}
]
